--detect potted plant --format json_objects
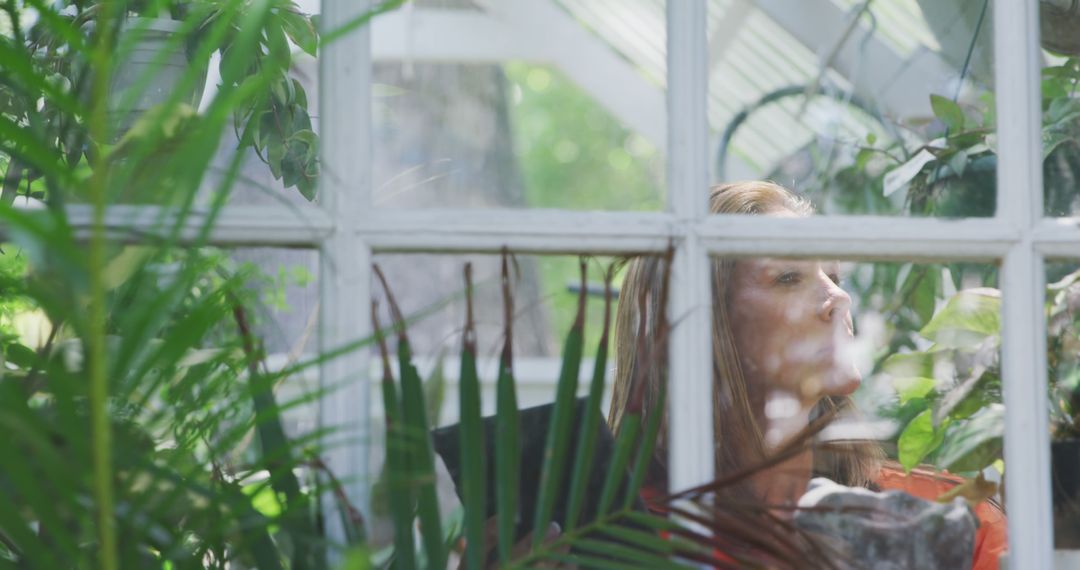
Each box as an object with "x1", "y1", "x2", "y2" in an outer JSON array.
[
  {"x1": 1049, "y1": 269, "x2": 1080, "y2": 547},
  {"x1": 1, "y1": 0, "x2": 321, "y2": 202},
  {"x1": 882, "y1": 268, "x2": 1080, "y2": 547}
]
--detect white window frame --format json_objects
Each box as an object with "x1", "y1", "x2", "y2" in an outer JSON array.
[{"x1": 70, "y1": 1, "x2": 1065, "y2": 566}]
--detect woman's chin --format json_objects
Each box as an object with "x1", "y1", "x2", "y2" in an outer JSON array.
[{"x1": 824, "y1": 366, "x2": 861, "y2": 396}]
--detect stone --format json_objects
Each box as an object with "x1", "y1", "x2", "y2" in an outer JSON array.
[{"x1": 794, "y1": 477, "x2": 976, "y2": 570}]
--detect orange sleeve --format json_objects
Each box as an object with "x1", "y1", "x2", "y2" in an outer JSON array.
[{"x1": 876, "y1": 465, "x2": 1007, "y2": 570}]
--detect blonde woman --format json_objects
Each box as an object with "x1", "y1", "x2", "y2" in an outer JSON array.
[{"x1": 608, "y1": 181, "x2": 1007, "y2": 569}]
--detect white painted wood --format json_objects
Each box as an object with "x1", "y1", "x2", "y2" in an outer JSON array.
[
  {"x1": 667, "y1": 0, "x2": 715, "y2": 492},
  {"x1": 696, "y1": 214, "x2": 1017, "y2": 260},
  {"x1": 708, "y1": 0, "x2": 754, "y2": 72},
  {"x1": 62, "y1": 204, "x2": 332, "y2": 246},
  {"x1": 318, "y1": 0, "x2": 373, "y2": 553},
  {"x1": 372, "y1": 9, "x2": 538, "y2": 63},
  {"x1": 352, "y1": 209, "x2": 1018, "y2": 259},
  {"x1": 753, "y1": 0, "x2": 957, "y2": 118},
  {"x1": 994, "y1": 0, "x2": 1054, "y2": 566},
  {"x1": 59, "y1": 205, "x2": 1080, "y2": 260},
  {"x1": 1033, "y1": 218, "x2": 1080, "y2": 258},
  {"x1": 356, "y1": 209, "x2": 679, "y2": 254}
]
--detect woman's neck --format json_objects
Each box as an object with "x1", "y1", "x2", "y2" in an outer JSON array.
[{"x1": 749, "y1": 390, "x2": 818, "y2": 513}]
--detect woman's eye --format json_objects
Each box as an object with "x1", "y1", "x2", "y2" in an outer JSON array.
[
  {"x1": 828, "y1": 273, "x2": 841, "y2": 285},
  {"x1": 776, "y1": 271, "x2": 801, "y2": 285}
]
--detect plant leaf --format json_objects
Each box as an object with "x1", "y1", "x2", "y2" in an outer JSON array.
[
  {"x1": 897, "y1": 409, "x2": 948, "y2": 471},
  {"x1": 935, "y1": 404, "x2": 1005, "y2": 473},
  {"x1": 531, "y1": 260, "x2": 587, "y2": 546},
  {"x1": 920, "y1": 288, "x2": 1001, "y2": 349},
  {"x1": 459, "y1": 265, "x2": 486, "y2": 570},
  {"x1": 563, "y1": 270, "x2": 613, "y2": 531},
  {"x1": 930, "y1": 94, "x2": 965, "y2": 132},
  {"x1": 893, "y1": 377, "x2": 937, "y2": 405}
]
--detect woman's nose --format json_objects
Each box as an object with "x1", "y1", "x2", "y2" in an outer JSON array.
[{"x1": 819, "y1": 280, "x2": 852, "y2": 322}]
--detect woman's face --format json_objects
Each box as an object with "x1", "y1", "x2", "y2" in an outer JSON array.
[{"x1": 728, "y1": 242, "x2": 861, "y2": 409}]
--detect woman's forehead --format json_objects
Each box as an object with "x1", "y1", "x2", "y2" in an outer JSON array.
[{"x1": 735, "y1": 257, "x2": 844, "y2": 273}]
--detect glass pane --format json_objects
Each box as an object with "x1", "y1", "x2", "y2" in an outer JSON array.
[
  {"x1": 709, "y1": 0, "x2": 998, "y2": 218},
  {"x1": 370, "y1": 253, "x2": 616, "y2": 427},
  {"x1": 229, "y1": 247, "x2": 321, "y2": 439},
  {"x1": 1039, "y1": 9, "x2": 1080, "y2": 216},
  {"x1": 1047, "y1": 261, "x2": 1080, "y2": 548},
  {"x1": 370, "y1": 5, "x2": 667, "y2": 211},
  {"x1": 699, "y1": 253, "x2": 1007, "y2": 566}
]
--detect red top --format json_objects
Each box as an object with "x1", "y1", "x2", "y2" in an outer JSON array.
[{"x1": 640, "y1": 464, "x2": 1008, "y2": 569}]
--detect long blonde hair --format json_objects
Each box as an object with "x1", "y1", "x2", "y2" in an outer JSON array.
[{"x1": 607, "y1": 181, "x2": 881, "y2": 492}]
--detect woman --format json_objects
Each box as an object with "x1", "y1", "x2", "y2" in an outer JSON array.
[{"x1": 607, "y1": 181, "x2": 1006, "y2": 569}]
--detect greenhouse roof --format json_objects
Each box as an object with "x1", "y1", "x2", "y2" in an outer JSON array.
[{"x1": 315, "y1": 0, "x2": 965, "y2": 179}]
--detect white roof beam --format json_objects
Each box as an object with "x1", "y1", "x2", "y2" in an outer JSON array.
[
  {"x1": 475, "y1": 0, "x2": 668, "y2": 151},
  {"x1": 372, "y1": 8, "x2": 536, "y2": 63},
  {"x1": 372, "y1": 2, "x2": 765, "y2": 177},
  {"x1": 709, "y1": 0, "x2": 755, "y2": 72},
  {"x1": 372, "y1": 6, "x2": 664, "y2": 146},
  {"x1": 752, "y1": 0, "x2": 958, "y2": 118}
]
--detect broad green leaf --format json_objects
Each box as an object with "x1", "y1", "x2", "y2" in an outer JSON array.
[
  {"x1": 932, "y1": 339, "x2": 997, "y2": 426},
  {"x1": 947, "y1": 149, "x2": 968, "y2": 177},
  {"x1": 281, "y1": 9, "x2": 319, "y2": 57},
  {"x1": 893, "y1": 377, "x2": 937, "y2": 405},
  {"x1": 935, "y1": 404, "x2": 1004, "y2": 472},
  {"x1": 930, "y1": 94, "x2": 965, "y2": 132},
  {"x1": 881, "y1": 351, "x2": 936, "y2": 379},
  {"x1": 897, "y1": 409, "x2": 949, "y2": 471},
  {"x1": 920, "y1": 288, "x2": 1001, "y2": 348}
]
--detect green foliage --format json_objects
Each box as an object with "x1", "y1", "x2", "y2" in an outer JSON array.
[
  {"x1": 887, "y1": 272, "x2": 1080, "y2": 474},
  {"x1": 0, "y1": 0, "x2": 322, "y2": 203},
  {"x1": 0, "y1": 2, "x2": 398, "y2": 568}
]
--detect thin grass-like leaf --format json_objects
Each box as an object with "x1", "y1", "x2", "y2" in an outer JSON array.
[
  {"x1": 623, "y1": 388, "x2": 666, "y2": 510},
  {"x1": 532, "y1": 258, "x2": 587, "y2": 546},
  {"x1": 397, "y1": 343, "x2": 445, "y2": 568},
  {"x1": 597, "y1": 414, "x2": 641, "y2": 517},
  {"x1": 458, "y1": 263, "x2": 486, "y2": 570},
  {"x1": 372, "y1": 300, "x2": 417, "y2": 570},
  {"x1": 375, "y1": 264, "x2": 446, "y2": 569},
  {"x1": 232, "y1": 302, "x2": 316, "y2": 569},
  {"x1": 572, "y1": 537, "x2": 685, "y2": 569},
  {"x1": 563, "y1": 266, "x2": 614, "y2": 531},
  {"x1": 540, "y1": 551, "x2": 656, "y2": 570},
  {"x1": 493, "y1": 252, "x2": 523, "y2": 564}
]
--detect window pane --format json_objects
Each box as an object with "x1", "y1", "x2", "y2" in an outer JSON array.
[
  {"x1": 1047, "y1": 260, "x2": 1080, "y2": 548},
  {"x1": 229, "y1": 247, "x2": 321, "y2": 439},
  {"x1": 704, "y1": 254, "x2": 1007, "y2": 566},
  {"x1": 370, "y1": 4, "x2": 667, "y2": 212},
  {"x1": 1039, "y1": 8, "x2": 1080, "y2": 217},
  {"x1": 709, "y1": 0, "x2": 999, "y2": 218},
  {"x1": 370, "y1": 253, "x2": 616, "y2": 426}
]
